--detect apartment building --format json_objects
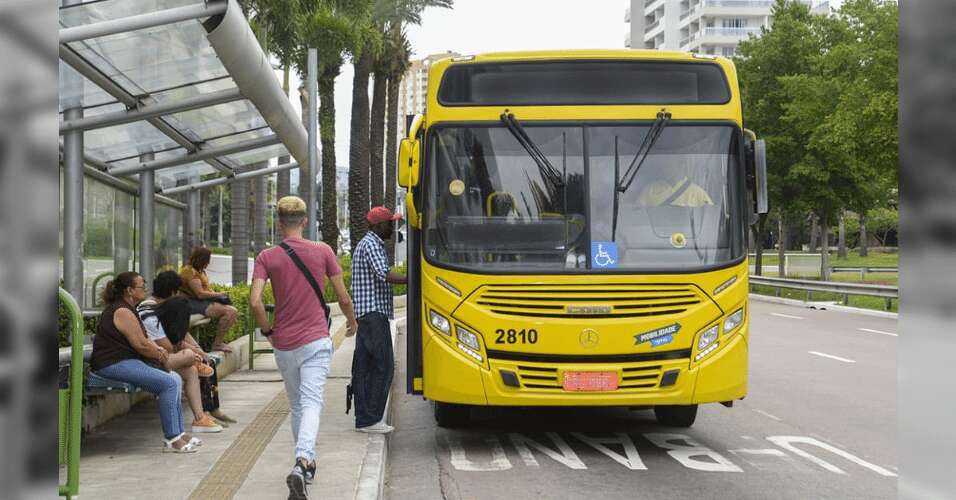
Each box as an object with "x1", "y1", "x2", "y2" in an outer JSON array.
[
  {"x1": 625, "y1": 0, "x2": 829, "y2": 56},
  {"x1": 394, "y1": 51, "x2": 461, "y2": 148}
]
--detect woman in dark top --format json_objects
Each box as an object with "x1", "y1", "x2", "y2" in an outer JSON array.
[{"x1": 89, "y1": 271, "x2": 200, "y2": 453}]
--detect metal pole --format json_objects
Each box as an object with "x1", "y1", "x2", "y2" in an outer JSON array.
[
  {"x1": 139, "y1": 152, "x2": 155, "y2": 287},
  {"x1": 108, "y1": 134, "x2": 279, "y2": 176},
  {"x1": 63, "y1": 107, "x2": 84, "y2": 308},
  {"x1": 218, "y1": 185, "x2": 224, "y2": 247},
  {"x1": 161, "y1": 162, "x2": 299, "y2": 195},
  {"x1": 185, "y1": 182, "x2": 200, "y2": 258},
  {"x1": 60, "y1": 87, "x2": 243, "y2": 134},
  {"x1": 59, "y1": 1, "x2": 228, "y2": 44},
  {"x1": 307, "y1": 48, "x2": 319, "y2": 241}
]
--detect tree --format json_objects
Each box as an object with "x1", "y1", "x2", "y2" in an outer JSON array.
[
  {"x1": 366, "y1": 0, "x2": 453, "y2": 255},
  {"x1": 779, "y1": 0, "x2": 898, "y2": 277},
  {"x1": 735, "y1": 0, "x2": 819, "y2": 275},
  {"x1": 348, "y1": 39, "x2": 377, "y2": 251},
  {"x1": 300, "y1": 0, "x2": 373, "y2": 252}
]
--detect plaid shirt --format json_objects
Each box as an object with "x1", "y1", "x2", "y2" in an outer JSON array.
[{"x1": 351, "y1": 231, "x2": 393, "y2": 319}]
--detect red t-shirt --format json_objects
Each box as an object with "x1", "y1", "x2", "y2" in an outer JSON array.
[{"x1": 252, "y1": 237, "x2": 342, "y2": 351}]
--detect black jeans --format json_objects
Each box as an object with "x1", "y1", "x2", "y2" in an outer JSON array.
[{"x1": 351, "y1": 312, "x2": 393, "y2": 428}]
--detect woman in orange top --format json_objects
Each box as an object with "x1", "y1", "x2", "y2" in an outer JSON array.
[{"x1": 179, "y1": 247, "x2": 238, "y2": 352}]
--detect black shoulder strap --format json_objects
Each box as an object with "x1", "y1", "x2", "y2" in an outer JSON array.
[{"x1": 279, "y1": 242, "x2": 330, "y2": 311}]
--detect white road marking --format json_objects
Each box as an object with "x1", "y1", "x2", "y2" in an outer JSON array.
[
  {"x1": 446, "y1": 434, "x2": 512, "y2": 471},
  {"x1": 571, "y1": 433, "x2": 647, "y2": 470},
  {"x1": 752, "y1": 409, "x2": 783, "y2": 422},
  {"x1": 767, "y1": 436, "x2": 897, "y2": 477},
  {"x1": 510, "y1": 433, "x2": 587, "y2": 470},
  {"x1": 808, "y1": 351, "x2": 856, "y2": 363},
  {"x1": 770, "y1": 312, "x2": 804, "y2": 320},
  {"x1": 643, "y1": 433, "x2": 743, "y2": 472},
  {"x1": 857, "y1": 327, "x2": 898, "y2": 337}
]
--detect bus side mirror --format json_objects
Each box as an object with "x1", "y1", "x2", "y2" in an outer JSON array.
[
  {"x1": 754, "y1": 139, "x2": 768, "y2": 215},
  {"x1": 398, "y1": 139, "x2": 420, "y2": 188}
]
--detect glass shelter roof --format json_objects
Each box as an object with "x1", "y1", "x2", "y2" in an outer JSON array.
[{"x1": 58, "y1": 0, "x2": 304, "y2": 192}]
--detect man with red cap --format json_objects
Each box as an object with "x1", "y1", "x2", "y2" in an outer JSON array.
[{"x1": 349, "y1": 206, "x2": 407, "y2": 434}]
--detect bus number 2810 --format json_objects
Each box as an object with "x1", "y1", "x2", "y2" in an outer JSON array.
[{"x1": 495, "y1": 328, "x2": 538, "y2": 344}]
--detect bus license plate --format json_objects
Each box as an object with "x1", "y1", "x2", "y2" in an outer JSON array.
[{"x1": 562, "y1": 371, "x2": 618, "y2": 392}]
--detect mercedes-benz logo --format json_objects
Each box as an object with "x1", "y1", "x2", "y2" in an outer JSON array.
[{"x1": 579, "y1": 328, "x2": 599, "y2": 349}]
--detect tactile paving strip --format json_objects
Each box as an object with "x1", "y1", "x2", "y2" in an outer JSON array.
[{"x1": 187, "y1": 390, "x2": 289, "y2": 500}]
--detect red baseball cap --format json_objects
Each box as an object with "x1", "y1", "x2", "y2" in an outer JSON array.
[{"x1": 366, "y1": 206, "x2": 402, "y2": 225}]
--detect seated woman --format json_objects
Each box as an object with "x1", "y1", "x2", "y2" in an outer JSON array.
[
  {"x1": 88, "y1": 272, "x2": 199, "y2": 453},
  {"x1": 138, "y1": 271, "x2": 236, "y2": 433},
  {"x1": 179, "y1": 247, "x2": 238, "y2": 352}
]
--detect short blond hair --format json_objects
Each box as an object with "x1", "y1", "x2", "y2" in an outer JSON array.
[
  {"x1": 277, "y1": 196, "x2": 306, "y2": 215},
  {"x1": 277, "y1": 196, "x2": 307, "y2": 228}
]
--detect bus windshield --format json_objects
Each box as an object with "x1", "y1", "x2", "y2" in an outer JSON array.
[{"x1": 424, "y1": 124, "x2": 744, "y2": 273}]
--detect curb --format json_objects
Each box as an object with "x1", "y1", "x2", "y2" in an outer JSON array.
[
  {"x1": 749, "y1": 293, "x2": 898, "y2": 319},
  {"x1": 354, "y1": 316, "x2": 404, "y2": 500}
]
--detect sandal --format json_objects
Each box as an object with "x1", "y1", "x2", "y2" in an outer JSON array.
[{"x1": 163, "y1": 433, "x2": 198, "y2": 453}]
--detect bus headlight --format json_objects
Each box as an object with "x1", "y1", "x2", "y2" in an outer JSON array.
[
  {"x1": 697, "y1": 325, "x2": 719, "y2": 352},
  {"x1": 456, "y1": 325, "x2": 481, "y2": 351},
  {"x1": 429, "y1": 309, "x2": 451, "y2": 335},
  {"x1": 723, "y1": 308, "x2": 744, "y2": 334}
]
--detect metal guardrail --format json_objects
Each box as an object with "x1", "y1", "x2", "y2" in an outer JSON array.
[
  {"x1": 749, "y1": 275, "x2": 898, "y2": 310},
  {"x1": 830, "y1": 266, "x2": 898, "y2": 275}
]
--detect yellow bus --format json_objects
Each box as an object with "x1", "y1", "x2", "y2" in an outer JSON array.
[{"x1": 397, "y1": 50, "x2": 767, "y2": 428}]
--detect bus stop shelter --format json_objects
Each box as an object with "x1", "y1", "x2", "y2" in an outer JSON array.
[{"x1": 59, "y1": 0, "x2": 314, "y2": 309}]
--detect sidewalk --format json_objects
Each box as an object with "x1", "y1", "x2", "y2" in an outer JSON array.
[{"x1": 63, "y1": 311, "x2": 402, "y2": 499}]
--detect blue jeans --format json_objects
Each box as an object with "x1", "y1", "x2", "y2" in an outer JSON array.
[
  {"x1": 273, "y1": 337, "x2": 334, "y2": 464},
  {"x1": 95, "y1": 359, "x2": 184, "y2": 440}
]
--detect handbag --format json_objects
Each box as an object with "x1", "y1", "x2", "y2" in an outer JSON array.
[{"x1": 279, "y1": 242, "x2": 333, "y2": 329}]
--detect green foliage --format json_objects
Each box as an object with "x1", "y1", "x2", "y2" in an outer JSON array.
[{"x1": 736, "y1": 0, "x2": 898, "y2": 236}]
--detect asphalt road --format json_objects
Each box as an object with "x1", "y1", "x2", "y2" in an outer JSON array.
[{"x1": 385, "y1": 299, "x2": 897, "y2": 500}]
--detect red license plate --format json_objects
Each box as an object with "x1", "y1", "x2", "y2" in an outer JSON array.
[{"x1": 562, "y1": 371, "x2": 618, "y2": 392}]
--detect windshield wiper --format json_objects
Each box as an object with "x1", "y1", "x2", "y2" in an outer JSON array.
[
  {"x1": 617, "y1": 110, "x2": 671, "y2": 193},
  {"x1": 500, "y1": 112, "x2": 565, "y2": 189},
  {"x1": 613, "y1": 136, "x2": 621, "y2": 241}
]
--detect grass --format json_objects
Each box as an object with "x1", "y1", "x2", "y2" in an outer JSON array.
[{"x1": 750, "y1": 250, "x2": 898, "y2": 268}]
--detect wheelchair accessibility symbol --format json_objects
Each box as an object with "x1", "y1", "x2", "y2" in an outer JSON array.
[{"x1": 591, "y1": 242, "x2": 618, "y2": 268}]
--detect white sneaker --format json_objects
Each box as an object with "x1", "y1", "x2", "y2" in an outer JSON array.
[{"x1": 356, "y1": 421, "x2": 394, "y2": 434}]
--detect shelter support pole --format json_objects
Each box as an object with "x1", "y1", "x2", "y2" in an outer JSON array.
[
  {"x1": 63, "y1": 107, "x2": 84, "y2": 308},
  {"x1": 138, "y1": 152, "x2": 155, "y2": 288},
  {"x1": 307, "y1": 48, "x2": 319, "y2": 241}
]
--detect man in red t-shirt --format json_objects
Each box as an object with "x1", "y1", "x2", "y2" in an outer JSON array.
[{"x1": 250, "y1": 196, "x2": 358, "y2": 499}]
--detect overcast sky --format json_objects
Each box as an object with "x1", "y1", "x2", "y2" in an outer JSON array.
[{"x1": 289, "y1": 0, "x2": 840, "y2": 180}]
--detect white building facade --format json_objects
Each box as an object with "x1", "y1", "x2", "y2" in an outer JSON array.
[
  {"x1": 626, "y1": 0, "x2": 828, "y2": 57},
  {"x1": 395, "y1": 51, "x2": 461, "y2": 148}
]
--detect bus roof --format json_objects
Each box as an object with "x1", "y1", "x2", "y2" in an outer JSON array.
[{"x1": 447, "y1": 49, "x2": 726, "y2": 64}]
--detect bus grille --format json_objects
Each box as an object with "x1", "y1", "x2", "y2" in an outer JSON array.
[
  {"x1": 475, "y1": 284, "x2": 703, "y2": 319},
  {"x1": 515, "y1": 364, "x2": 665, "y2": 391}
]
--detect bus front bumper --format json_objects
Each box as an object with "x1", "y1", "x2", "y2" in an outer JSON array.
[{"x1": 422, "y1": 329, "x2": 748, "y2": 407}]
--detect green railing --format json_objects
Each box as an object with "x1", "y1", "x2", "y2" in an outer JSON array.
[
  {"x1": 89, "y1": 271, "x2": 114, "y2": 308},
  {"x1": 248, "y1": 304, "x2": 275, "y2": 370},
  {"x1": 58, "y1": 287, "x2": 85, "y2": 499}
]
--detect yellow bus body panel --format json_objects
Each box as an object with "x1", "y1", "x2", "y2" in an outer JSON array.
[{"x1": 415, "y1": 49, "x2": 748, "y2": 407}]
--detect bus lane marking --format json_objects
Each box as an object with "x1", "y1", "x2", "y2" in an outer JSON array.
[
  {"x1": 857, "y1": 327, "x2": 897, "y2": 337},
  {"x1": 727, "y1": 448, "x2": 804, "y2": 472},
  {"x1": 570, "y1": 433, "x2": 647, "y2": 470},
  {"x1": 446, "y1": 434, "x2": 512, "y2": 471},
  {"x1": 643, "y1": 433, "x2": 743, "y2": 472},
  {"x1": 770, "y1": 312, "x2": 804, "y2": 320},
  {"x1": 752, "y1": 409, "x2": 783, "y2": 421},
  {"x1": 509, "y1": 433, "x2": 587, "y2": 470},
  {"x1": 808, "y1": 351, "x2": 856, "y2": 363},
  {"x1": 766, "y1": 436, "x2": 897, "y2": 477}
]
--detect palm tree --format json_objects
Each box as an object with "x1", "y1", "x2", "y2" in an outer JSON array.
[
  {"x1": 368, "y1": 0, "x2": 452, "y2": 258},
  {"x1": 383, "y1": 27, "x2": 412, "y2": 263},
  {"x1": 349, "y1": 43, "x2": 376, "y2": 251},
  {"x1": 300, "y1": 1, "x2": 372, "y2": 252}
]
